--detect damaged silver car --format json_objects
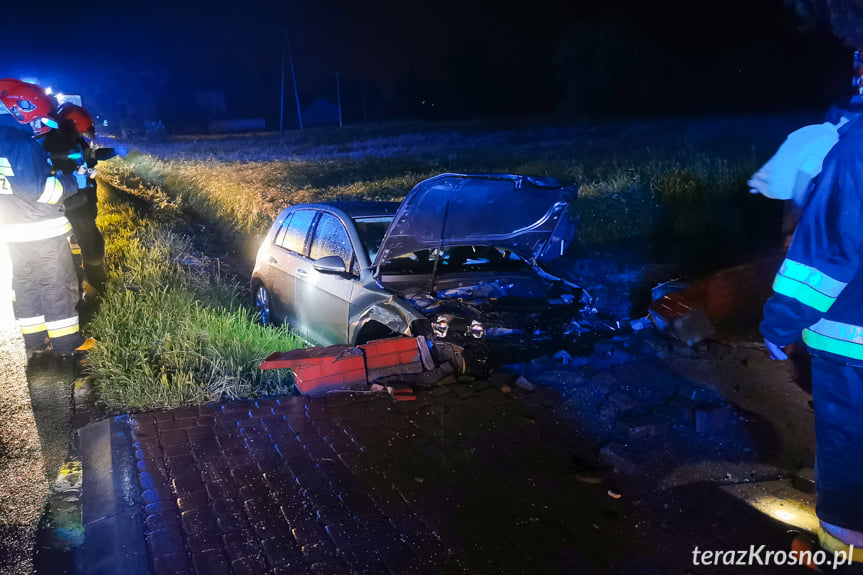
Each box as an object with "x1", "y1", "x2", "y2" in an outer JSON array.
[{"x1": 251, "y1": 173, "x2": 590, "y2": 362}]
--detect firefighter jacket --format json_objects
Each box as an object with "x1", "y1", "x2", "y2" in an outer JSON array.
[
  {"x1": 0, "y1": 114, "x2": 77, "y2": 242},
  {"x1": 761, "y1": 113, "x2": 863, "y2": 365}
]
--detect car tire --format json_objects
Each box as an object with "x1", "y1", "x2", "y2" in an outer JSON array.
[{"x1": 254, "y1": 283, "x2": 273, "y2": 326}]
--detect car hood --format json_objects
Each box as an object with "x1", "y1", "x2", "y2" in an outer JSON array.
[{"x1": 372, "y1": 173, "x2": 577, "y2": 273}]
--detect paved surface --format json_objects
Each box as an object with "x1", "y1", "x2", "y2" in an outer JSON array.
[{"x1": 126, "y1": 368, "x2": 817, "y2": 575}]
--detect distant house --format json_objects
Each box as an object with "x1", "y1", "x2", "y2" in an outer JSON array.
[{"x1": 303, "y1": 97, "x2": 339, "y2": 127}]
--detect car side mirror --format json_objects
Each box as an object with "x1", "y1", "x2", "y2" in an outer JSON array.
[{"x1": 312, "y1": 255, "x2": 347, "y2": 274}]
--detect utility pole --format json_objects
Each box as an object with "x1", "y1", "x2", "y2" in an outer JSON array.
[
  {"x1": 279, "y1": 37, "x2": 285, "y2": 133},
  {"x1": 336, "y1": 74, "x2": 343, "y2": 127},
  {"x1": 280, "y1": 33, "x2": 303, "y2": 131},
  {"x1": 287, "y1": 34, "x2": 303, "y2": 130}
]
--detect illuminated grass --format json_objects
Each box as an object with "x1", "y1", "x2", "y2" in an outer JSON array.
[
  {"x1": 99, "y1": 116, "x2": 775, "y2": 246},
  {"x1": 87, "y1": 184, "x2": 302, "y2": 411}
]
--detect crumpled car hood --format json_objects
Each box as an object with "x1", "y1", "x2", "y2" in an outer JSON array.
[{"x1": 373, "y1": 173, "x2": 577, "y2": 273}]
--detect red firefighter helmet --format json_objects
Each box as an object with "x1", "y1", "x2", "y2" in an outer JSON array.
[
  {"x1": 0, "y1": 79, "x2": 57, "y2": 128},
  {"x1": 57, "y1": 103, "x2": 95, "y2": 137}
]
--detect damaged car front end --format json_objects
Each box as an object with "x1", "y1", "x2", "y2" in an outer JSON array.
[{"x1": 251, "y1": 173, "x2": 593, "y2": 371}]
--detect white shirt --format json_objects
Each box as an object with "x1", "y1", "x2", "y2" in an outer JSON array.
[{"x1": 748, "y1": 122, "x2": 840, "y2": 205}]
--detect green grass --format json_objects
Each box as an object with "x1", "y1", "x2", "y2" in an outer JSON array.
[{"x1": 86, "y1": 182, "x2": 303, "y2": 411}]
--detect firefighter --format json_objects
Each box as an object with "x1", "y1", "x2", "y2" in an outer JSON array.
[
  {"x1": 43, "y1": 103, "x2": 115, "y2": 292},
  {"x1": 0, "y1": 79, "x2": 83, "y2": 357},
  {"x1": 760, "y1": 93, "x2": 863, "y2": 562}
]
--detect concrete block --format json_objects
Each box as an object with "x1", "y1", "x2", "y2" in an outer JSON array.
[{"x1": 599, "y1": 442, "x2": 641, "y2": 475}]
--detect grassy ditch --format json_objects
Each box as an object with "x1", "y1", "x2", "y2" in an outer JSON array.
[{"x1": 86, "y1": 179, "x2": 303, "y2": 411}]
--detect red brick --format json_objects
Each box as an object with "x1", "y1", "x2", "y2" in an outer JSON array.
[{"x1": 260, "y1": 344, "x2": 354, "y2": 370}]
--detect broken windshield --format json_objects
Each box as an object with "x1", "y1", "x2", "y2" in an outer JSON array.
[{"x1": 380, "y1": 246, "x2": 529, "y2": 275}]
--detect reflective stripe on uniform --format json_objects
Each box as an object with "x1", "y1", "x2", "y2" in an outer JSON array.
[
  {"x1": 773, "y1": 259, "x2": 848, "y2": 313},
  {"x1": 803, "y1": 318, "x2": 863, "y2": 361},
  {"x1": 37, "y1": 176, "x2": 64, "y2": 205},
  {"x1": 0, "y1": 217, "x2": 71, "y2": 243},
  {"x1": 0, "y1": 157, "x2": 14, "y2": 177},
  {"x1": 19, "y1": 315, "x2": 47, "y2": 335},
  {"x1": 46, "y1": 315, "x2": 79, "y2": 338}
]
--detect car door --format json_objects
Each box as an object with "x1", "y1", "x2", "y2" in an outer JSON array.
[
  {"x1": 270, "y1": 209, "x2": 316, "y2": 327},
  {"x1": 294, "y1": 212, "x2": 358, "y2": 346}
]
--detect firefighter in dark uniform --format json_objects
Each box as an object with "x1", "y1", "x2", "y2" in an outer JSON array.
[
  {"x1": 43, "y1": 103, "x2": 116, "y2": 292},
  {"x1": 761, "y1": 96, "x2": 863, "y2": 563},
  {"x1": 0, "y1": 79, "x2": 83, "y2": 357}
]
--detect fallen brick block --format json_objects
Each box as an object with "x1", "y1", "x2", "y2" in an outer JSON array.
[
  {"x1": 599, "y1": 442, "x2": 641, "y2": 475},
  {"x1": 360, "y1": 337, "x2": 424, "y2": 381},
  {"x1": 693, "y1": 402, "x2": 735, "y2": 433},
  {"x1": 259, "y1": 346, "x2": 367, "y2": 396},
  {"x1": 649, "y1": 292, "x2": 716, "y2": 346},
  {"x1": 615, "y1": 414, "x2": 671, "y2": 439}
]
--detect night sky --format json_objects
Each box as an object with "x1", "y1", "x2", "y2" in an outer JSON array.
[{"x1": 0, "y1": 0, "x2": 853, "y2": 129}]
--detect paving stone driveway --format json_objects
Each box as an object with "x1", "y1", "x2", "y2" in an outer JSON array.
[{"x1": 131, "y1": 379, "x2": 806, "y2": 575}]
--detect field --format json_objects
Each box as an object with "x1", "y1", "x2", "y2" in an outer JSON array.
[{"x1": 91, "y1": 114, "x2": 813, "y2": 410}]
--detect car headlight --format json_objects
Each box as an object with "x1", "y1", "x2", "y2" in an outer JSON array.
[
  {"x1": 432, "y1": 315, "x2": 450, "y2": 338},
  {"x1": 467, "y1": 319, "x2": 484, "y2": 339}
]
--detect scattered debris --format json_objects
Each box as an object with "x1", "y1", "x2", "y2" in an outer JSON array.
[{"x1": 514, "y1": 376, "x2": 535, "y2": 391}]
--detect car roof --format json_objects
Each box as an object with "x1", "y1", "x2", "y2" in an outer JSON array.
[{"x1": 288, "y1": 201, "x2": 400, "y2": 219}]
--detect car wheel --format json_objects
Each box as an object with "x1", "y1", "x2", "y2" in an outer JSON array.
[{"x1": 254, "y1": 284, "x2": 273, "y2": 326}]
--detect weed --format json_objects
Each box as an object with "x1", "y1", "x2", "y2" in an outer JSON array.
[{"x1": 87, "y1": 183, "x2": 303, "y2": 411}]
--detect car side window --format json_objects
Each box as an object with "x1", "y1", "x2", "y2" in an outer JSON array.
[
  {"x1": 274, "y1": 213, "x2": 292, "y2": 247},
  {"x1": 309, "y1": 213, "x2": 357, "y2": 275},
  {"x1": 282, "y1": 210, "x2": 316, "y2": 255}
]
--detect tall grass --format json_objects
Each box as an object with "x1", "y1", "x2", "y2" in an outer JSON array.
[{"x1": 87, "y1": 183, "x2": 302, "y2": 411}]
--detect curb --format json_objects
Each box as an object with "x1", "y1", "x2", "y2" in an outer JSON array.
[{"x1": 78, "y1": 415, "x2": 150, "y2": 575}]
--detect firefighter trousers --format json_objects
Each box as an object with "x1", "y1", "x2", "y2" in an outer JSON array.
[
  {"x1": 812, "y1": 356, "x2": 863, "y2": 532},
  {"x1": 66, "y1": 186, "x2": 105, "y2": 289},
  {"x1": 9, "y1": 234, "x2": 83, "y2": 355}
]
